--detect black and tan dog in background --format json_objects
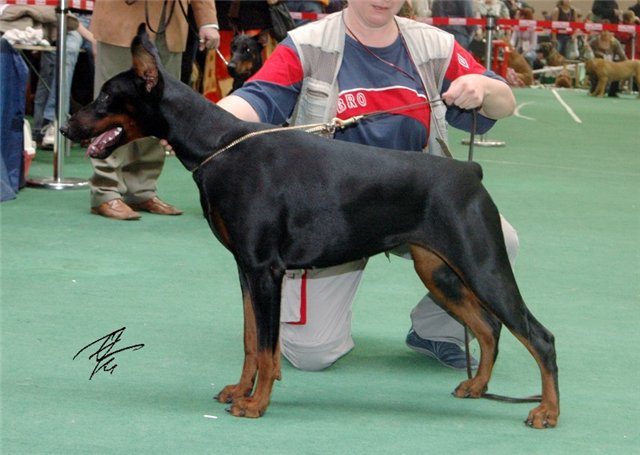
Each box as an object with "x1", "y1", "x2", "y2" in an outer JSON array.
[
  {"x1": 227, "y1": 32, "x2": 264, "y2": 93},
  {"x1": 61, "y1": 26, "x2": 560, "y2": 429}
]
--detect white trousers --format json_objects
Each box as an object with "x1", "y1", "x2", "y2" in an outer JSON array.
[{"x1": 280, "y1": 216, "x2": 519, "y2": 371}]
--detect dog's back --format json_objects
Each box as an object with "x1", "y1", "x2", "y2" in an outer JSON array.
[{"x1": 198, "y1": 129, "x2": 488, "y2": 268}]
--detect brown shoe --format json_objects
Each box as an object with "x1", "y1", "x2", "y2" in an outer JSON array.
[
  {"x1": 91, "y1": 199, "x2": 141, "y2": 220},
  {"x1": 129, "y1": 196, "x2": 183, "y2": 215}
]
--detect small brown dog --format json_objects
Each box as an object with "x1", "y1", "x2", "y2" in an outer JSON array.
[
  {"x1": 585, "y1": 58, "x2": 640, "y2": 97},
  {"x1": 554, "y1": 65, "x2": 572, "y2": 88},
  {"x1": 537, "y1": 42, "x2": 565, "y2": 66},
  {"x1": 508, "y1": 46, "x2": 534, "y2": 86}
]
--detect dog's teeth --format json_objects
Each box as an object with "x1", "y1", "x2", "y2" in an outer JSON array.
[{"x1": 108, "y1": 127, "x2": 123, "y2": 141}]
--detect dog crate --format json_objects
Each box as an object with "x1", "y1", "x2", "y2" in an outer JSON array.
[{"x1": 491, "y1": 40, "x2": 510, "y2": 79}]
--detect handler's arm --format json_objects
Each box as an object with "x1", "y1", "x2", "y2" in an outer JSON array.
[
  {"x1": 442, "y1": 73, "x2": 516, "y2": 119},
  {"x1": 218, "y1": 95, "x2": 261, "y2": 122}
]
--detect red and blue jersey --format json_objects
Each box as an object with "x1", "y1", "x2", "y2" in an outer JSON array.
[{"x1": 235, "y1": 34, "x2": 502, "y2": 152}]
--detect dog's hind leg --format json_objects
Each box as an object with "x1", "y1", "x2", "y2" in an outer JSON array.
[
  {"x1": 411, "y1": 244, "x2": 559, "y2": 428},
  {"x1": 482, "y1": 286, "x2": 559, "y2": 428},
  {"x1": 432, "y1": 233, "x2": 559, "y2": 429},
  {"x1": 226, "y1": 266, "x2": 283, "y2": 418},
  {"x1": 410, "y1": 245, "x2": 501, "y2": 398},
  {"x1": 514, "y1": 314, "x2": 559, "y2": 428}
]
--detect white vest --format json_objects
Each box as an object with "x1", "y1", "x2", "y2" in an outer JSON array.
[{"x1": 288, "y1": 11, "x2": 454, "y2": 156}]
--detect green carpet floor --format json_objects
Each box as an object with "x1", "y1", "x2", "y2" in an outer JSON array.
[{"x1": 1, "y1": 88, "x2": 638, "y2": 454}]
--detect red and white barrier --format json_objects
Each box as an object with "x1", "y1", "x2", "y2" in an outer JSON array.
[
  {"x1": 1, "y1": 0, "x2": 94, "y2": 9},
  {"x1": 2, "y1": 1, "x2": 639, "y2": 34},
  {"x1": 422, "y1": 16, "x2": 640, "y2": 35}
]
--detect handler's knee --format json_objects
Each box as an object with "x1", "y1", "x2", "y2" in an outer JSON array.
[
  {"x1": 280, "y1": 336, "x2": 354, "y2": 371},
  {"x1": 500, "y1": 215, "x2": 520, "y2": 267}
]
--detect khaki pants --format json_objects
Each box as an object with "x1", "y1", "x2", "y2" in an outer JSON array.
[{"x1": 89, "y1": 32, "x2": 181, "y2": 207}]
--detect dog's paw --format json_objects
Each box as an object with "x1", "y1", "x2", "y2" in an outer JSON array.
[
  {"x1": 525, "y1": 404, "x2": 558, "y2": 429},
  {"x1": 214, "y1": 383, "x2": 252, "y2": 404},
  {"x1": 452, "y1": 378, "x2": 487, "y2": 399},
  {"x1": 226, "y1": 398, "x2": 266, "y2": 418}
]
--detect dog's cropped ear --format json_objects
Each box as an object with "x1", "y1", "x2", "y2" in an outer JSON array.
[
  {"x1": 131, "y1": 23, "x2": 162, "y2": 93},
  {"x1": 256, "y1": 30, "x2": 270, "y2": 48}
]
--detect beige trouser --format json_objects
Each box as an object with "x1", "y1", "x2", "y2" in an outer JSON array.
[{"x1": 89, "y1": 29, "x2": 181, "y2": 207}]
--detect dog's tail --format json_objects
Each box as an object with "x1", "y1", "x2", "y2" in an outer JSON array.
[
  {"x1": 468, "y1": 161, "x2": 483, "y2": 180},
  {"x1": 435, "y1": 137, "x2": 483, "y2": 180}
]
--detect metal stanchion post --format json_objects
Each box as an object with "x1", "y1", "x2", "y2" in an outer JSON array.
[
  {"x1": 27, "y1": 0, "x2": 88, "y2": 190},
  {"x1": 631, "y1": 32, "x2": 637, "y2": 96},
  {"x1": 462, "y1": 13, "x2": 506, "y2": 148}
]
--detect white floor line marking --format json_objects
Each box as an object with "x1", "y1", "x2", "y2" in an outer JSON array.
[
  {"x1": 551, "y1": 89, "x2": 582, "y2": 123},
  {"x1": 514, "y1": 101, "x2": 536, "y2": 121},
  {"x1": 478, "y1": 159, "x2": 640, "y2": 178}
]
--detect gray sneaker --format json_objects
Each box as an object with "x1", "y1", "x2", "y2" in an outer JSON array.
[
  {"x1": 41, "y1": 123, "x2": 55, "y2": 149},
  {"x1": 406, "y1": 329, "x2": 478, "y2": 370}
]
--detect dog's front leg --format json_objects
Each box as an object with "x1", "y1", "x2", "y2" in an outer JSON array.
[
  {"x1": 595, "y1": 75, "x2": 608, "y2": 97},
  {"x1": 226, "y1": 267, "x2": 282, "y2": 418},
  {"x1": 215, "y1": 285, "x2": 258, "y2": 404}
]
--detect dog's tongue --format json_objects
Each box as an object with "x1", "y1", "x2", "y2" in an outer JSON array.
[{"x1": 86, "y1": 127, "x2": 123, "y2": 158}]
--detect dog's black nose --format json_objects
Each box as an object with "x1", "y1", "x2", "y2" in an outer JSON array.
[
  {"x1": 227, "y1": 62, "x2": 237, "y2": 77},
  {"x1": 59, "y1": 125, "x2": 69, "y2": 138}
]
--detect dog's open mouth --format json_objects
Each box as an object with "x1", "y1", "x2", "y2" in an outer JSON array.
[{"x1": 86, "y1": 127, "x2": 124, "y2": 159}]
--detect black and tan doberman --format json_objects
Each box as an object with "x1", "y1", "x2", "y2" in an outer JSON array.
[
  {"x1": 61, "y1": 26, "x2": 559, "y2": 428},
  {"x1": 227, "y1": 32, "x2": 264, "y2": 93}
]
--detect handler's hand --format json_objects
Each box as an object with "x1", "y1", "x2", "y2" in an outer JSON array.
[
  {"x1": 160, "y1": 139, "x2": 174, "y2": 154},
  {"x1": 442, "y1": 73, "x2": 516, "y2": 119},
  {"x1": 442, "y1": 74, "x2": 486, "y2": 111},
  {"x1": 199, "y1": 27, "x2": 220, "y2": 51}
]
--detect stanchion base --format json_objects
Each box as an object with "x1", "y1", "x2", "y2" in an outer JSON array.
[
  {"x1": 27, "y1": 176, "x2": 89, "y2": 190},
  {"x1": 461, "y1": 139, "x2": 506, "y2": 147}
]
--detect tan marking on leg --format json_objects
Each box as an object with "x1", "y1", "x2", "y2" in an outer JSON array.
[
  {"x1": 274, "y1": 338, "x2": 282, "y2": 381},
  {"x1": 216, "y1": 292, "x2": 258, "y2": 403},
  {"x1": 516, "y1": 335, "x2": 560, "y2": 429},
  {"x1": 228, "y1": 349, "x2": 278, "y2": 418}
]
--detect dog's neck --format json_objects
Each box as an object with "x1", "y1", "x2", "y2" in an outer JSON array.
[{"x1": 158, "y1": 76, "x2": 260, "y2": 172}]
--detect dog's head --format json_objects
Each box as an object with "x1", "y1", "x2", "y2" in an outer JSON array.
[
  {"x1": 584, "y1": 58, "x2": 601, "y2": 75},
  {"x1": 554, "y1": 71, "x2": 572, "y2": 88},
  {"x1": 226, "y1": 33, "x2": 264, "y2": 81},
  {"x1": 536, "y1": 42, "x2": 555, "y2": 59},
  {"x1": 60, "y1": 24, "x2": 168, "y2": 159}
]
